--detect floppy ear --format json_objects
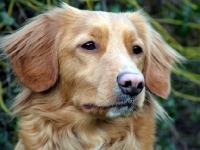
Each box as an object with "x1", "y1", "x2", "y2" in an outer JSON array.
[
  {"x1": 125, "y1": 12, "x2": 183, "y2": 98},
  {"x1": 1, "y1": 10, "x2": 62, "y2": 92},
  {"x1": 144, "y1": 29, "x2": 183, "y2": 99}
]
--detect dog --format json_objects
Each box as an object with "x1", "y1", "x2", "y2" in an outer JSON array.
[{"x1": 1, "y1": 3, "x2": 183, "y2": 150}]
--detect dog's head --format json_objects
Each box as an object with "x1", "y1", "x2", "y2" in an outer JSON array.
[{"x1": 1, "y1": 4, "x2": 182, "y2": 118}]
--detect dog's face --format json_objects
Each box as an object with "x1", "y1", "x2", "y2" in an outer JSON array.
[
  {"x1": 58, "y1": 9, "x2": 148, "y2": 117},
  {"x1": 58, "y1": 11, "x2": 147, "y2": 118},
  {"x1": 2, "y1": 4, "x2": 180, "y2": 118}
]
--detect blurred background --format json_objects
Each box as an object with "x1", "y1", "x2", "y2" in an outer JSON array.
[{"x1": 0, "y1": 0, "x2": 200, "y2": 149}]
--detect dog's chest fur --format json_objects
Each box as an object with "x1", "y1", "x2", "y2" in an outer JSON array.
[{"x1": 16, "y1": 92, "x2": 156, "y2": 150}]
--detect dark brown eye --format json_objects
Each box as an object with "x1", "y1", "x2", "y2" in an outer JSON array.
[
  {"x1": 81, "y1": 41, "x2": 96, "y2": 50},
  {"x1": 133, "y1": 46, "x2": 143, "y2": 55}
]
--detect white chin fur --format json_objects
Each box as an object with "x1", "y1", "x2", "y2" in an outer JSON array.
[{"x1": 107, "y1": 106, "x2": 134, "y2": 118}]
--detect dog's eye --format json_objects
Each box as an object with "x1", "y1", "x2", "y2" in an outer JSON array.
[
  {"x1": 81, "y1": 41, "x2": 96, "y2": 50},
  {"x1": 133, "y1": 46, "x2": 143, "y2": 55}
]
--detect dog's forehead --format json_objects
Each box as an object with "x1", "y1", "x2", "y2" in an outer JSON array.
[
  {"x1": 60, "y1": 8, "x2": 147, "y2": 49},
  {"x1": 68, "y1": 10, "x2": 139, "y2": 40},
  {"x1": 85, "y1": 11, "x2": 136, "y2": 30}
]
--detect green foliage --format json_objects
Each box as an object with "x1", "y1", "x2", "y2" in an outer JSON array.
[{"x1": 0, "y1": 0, "x2": 199, "y2": 149}]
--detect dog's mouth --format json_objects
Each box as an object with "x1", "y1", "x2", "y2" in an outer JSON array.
[
  {"x1": 83, "y1": 102, "x2": 139, "y2": 118},
  {"x1": 81, "y1": 93, "x2": 142, "y2": 118},
  {"x1": 102, "y1": 102, "x2": 137, "y2": 110},
  {"x1": 83, "y1": 102, "x2": 134, "y2": 110}
]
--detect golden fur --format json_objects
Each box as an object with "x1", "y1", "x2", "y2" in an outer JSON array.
[{"x1": 1, "y1": 3, "x2": 183, "y2": 150}]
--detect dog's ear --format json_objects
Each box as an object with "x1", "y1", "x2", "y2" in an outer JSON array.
[
  {"x1": 144, "y1": 29, "x2": 183, "y2": 99},
  {"x1": 1, "y1": 10, "x2": 62, "y2": 92},
  {"x1": 125, "y1": 12, "x2": 183, "y2": 99}
]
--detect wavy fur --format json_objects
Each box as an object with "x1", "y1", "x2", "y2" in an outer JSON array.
[{"x1": 1, "y1": 3, "x2": 183, "y2": 150}]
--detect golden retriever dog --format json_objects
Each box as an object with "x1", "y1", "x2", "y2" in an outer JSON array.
[{"x1": 1, "y1": 3, "x2": 183, "y2": 150}]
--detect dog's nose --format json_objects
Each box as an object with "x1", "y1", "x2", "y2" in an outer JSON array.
[{"x1": 117, "y1": 72, "x2": 144, "y2": 96}]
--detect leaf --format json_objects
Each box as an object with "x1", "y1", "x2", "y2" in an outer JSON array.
[
  {"x1": 182, "y1": 0, "x2": 198, "y2": 10},
  {"x1": 0, "y1": 82, "x2": 11, "y2": 115},
  {"x1": 173, "y1": 67, "x2": 200, "y2": 85},
  {"x1": 0, "y1": 12, "x2": 15, "y2": 25},
  {"x1": 155, "y1": 18, "x2": 200, "y2": 30},
  {"x1": 171, "y1": 88, "x2": 200, "y2": 102}
]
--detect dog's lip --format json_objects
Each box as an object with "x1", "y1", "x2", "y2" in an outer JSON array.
[
  {"x1": 83, "y1": 102, "x2": 133, "y2": 110},
  {"x1": 101, "y1": 103, "x2": 133, "y2": 109}
]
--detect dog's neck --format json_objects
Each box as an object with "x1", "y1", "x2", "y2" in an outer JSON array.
[{"x1": 13, "y1": 88, "x2": 157, "y2": 150}]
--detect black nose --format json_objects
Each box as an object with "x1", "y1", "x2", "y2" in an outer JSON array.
[{"x1": 117, "y1": 72, "x2": 144, "y2": 96}]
